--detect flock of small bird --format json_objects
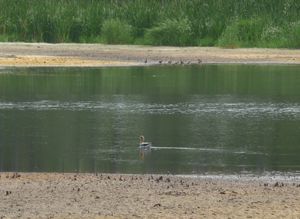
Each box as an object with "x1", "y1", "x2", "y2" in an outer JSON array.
[{"x1": 144, "y1": 58, "x2": 202, "y2": 65}]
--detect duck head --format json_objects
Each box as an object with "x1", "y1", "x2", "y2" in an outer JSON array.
[{"x1": 139, "y1": 135, "x2": 145, "y2": 143}]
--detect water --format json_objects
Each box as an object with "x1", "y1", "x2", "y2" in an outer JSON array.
[{"x1": 0, "y1": 65, "x2": 300, "y2": 175}]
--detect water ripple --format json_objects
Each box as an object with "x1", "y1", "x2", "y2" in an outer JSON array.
[{"x1": 0, "y1": 100, "x2": 299, "y2": 118}]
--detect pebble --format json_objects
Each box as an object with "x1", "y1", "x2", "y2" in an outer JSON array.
[
  {"x1": 153, "y1": 203, "x2": 161, "y2": 208},
  {"x1": 274, "y1": 182, "x2": 284, "y2": 187}
]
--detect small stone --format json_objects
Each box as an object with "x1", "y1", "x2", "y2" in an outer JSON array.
[
  {"x1": 153, "y1": 203, "x2": 161, "y2": 208},
  {"x1": 274, "y1": 182, "x2": 280, "y2": 187},
  {"x1": 155, "y1": 176, "x2": 163, "y2": 183}
]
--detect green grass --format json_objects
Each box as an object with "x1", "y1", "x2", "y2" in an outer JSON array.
[
  {"x1": 218, "y1": 18, "x2": 264, "y2": 48},
  {"x1": 145, "y1": 18, "x2": 192, "y2": 46},
  {"x1": 101, "y1": 19, "x2": 133, "y2": 44},
  {"x1": 0, "y1": 0, "x2": 300, "y2": 48}
]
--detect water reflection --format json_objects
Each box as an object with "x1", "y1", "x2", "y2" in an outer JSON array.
[{"x1": 0, "y1": 65, "x2": 300, "y2": 174}]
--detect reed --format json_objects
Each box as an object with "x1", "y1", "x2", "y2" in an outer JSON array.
[{"x1": 0, "y1": 0, "x2": 299, "y2": 47}]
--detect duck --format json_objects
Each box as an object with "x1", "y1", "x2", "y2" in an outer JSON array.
[{"x1": 139, "y1": 135, "x2": 151, "y2": 148}]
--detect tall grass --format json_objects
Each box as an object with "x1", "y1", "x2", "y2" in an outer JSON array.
[
  {"x1": 0, "y1": 0, "x2": 300, "y2": 47},
  {"x1": 145, "y1": 18, "x2": 192, "y2": 46},
  {"x1": 101, "y1": 19, "x2": 133, "y2": 44},
  {"x1": 218, "y1": 18, "x2": 265, "y2": 48}
]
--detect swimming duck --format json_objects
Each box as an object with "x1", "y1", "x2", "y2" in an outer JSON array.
[{"x1": 139, "y1": 135, "x2": 151, "y2": 148}]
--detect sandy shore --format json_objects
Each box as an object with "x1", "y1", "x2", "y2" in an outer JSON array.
[
  {"x1": 1, "y1": 43, "x2": 300, "y2": 67},
  {"x1": 1, "y1": 172, "x2": 300, "y2": 218}
]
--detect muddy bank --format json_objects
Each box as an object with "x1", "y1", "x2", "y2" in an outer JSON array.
[
  {"x1": 1, "y1": 172, "x2": 300, "y2": 218},
  {"x1": 1, "y1": 43, "x2": 300, "y2": 67}
]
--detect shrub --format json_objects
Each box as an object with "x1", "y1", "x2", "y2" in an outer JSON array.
[
  {"x1": 101, "y1": 19, "x2": 133, "y2": 44},
  {"x1": 40, "y1": 15, "x2": 59, "y2": 43},
  {"x1": 145, "y1": 18, "x2": 192, "y2": 46},
  {"x1": 260, "y1": 21, "x2": 300, "y2": 48},
  {"x1": 218, "y1": 18, "x2": 264, "y2": 47},
  {"x1": 0, "y1": 35, "x2": 9, "y2": 41},
  {"x1": 285, "y1": 21, "x2": 300, "y2": 48},
  {"x1": 259, "y1": 25, "x2": 288, "y2": 48},
  {"x1": 69, "y1": 19, "x2": 85, "y2": 43},
  {"x1": 197, "y1": 37, "x2": 216, "y2": 46}
]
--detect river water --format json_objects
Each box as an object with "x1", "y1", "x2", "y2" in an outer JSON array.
[{"x1": 0, "y1": 65, "x2": 300, "y2": 175}]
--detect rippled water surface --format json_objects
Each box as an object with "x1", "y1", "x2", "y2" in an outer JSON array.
[{"x1": 0, "y1": 65, "x2": 300, "y2": 174}]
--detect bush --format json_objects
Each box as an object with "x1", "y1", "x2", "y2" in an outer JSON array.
[
  {"x1": 0, "y1": 34, "x2": 9, "y2": 41},
  {"x1": 197, "y1": 37, "x2": 216, "y2": 46},
  {"x1": 218, "y1": 18, "x2": 264, "y2": 47},
  {"x1": 259, "y1": 21, "x2": 300, "y2": 48},
  {"x1": 145, "y1": 18, "x2": 192, "y2": 46},
  {"x1": 101, "y1": 19, "x2": 133, "y2": 44},
  {"x1": 69, "y1": 19, "x2": 85, "y2": 43},
  {"x1": 285, "y1": 21, "x2": 300, "y2": 48},
  {"x1": 259, "y1": 25, "x2": 287, "y2": 48}
]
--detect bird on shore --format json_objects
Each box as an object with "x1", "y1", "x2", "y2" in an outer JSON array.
[{"x1": 139, "y1": 135, "x2": 151, "y2": 148}]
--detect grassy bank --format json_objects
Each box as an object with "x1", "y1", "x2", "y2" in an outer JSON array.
[{"x1": 0, "y1": 0, "x2": 299, "y2": 48}]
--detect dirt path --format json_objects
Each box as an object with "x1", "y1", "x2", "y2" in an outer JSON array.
[{"x1": 1, "y1": 43, "x2": 300, "y2": 67}]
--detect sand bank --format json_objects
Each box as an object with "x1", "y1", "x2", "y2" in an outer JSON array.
[
  {"x1": 1, "y1": 43, "x2": 300, "y2": 67},
  {"x1": 1, "y1": 172, "x2": 300, "y2": 218}
]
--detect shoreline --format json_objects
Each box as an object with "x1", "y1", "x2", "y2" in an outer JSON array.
[
  {"x1": 1, "y1": 43, "x2": 300, "y2": 67},
  {"x1": 1, "y1": 172, "x2": 300, "y2": 218}
]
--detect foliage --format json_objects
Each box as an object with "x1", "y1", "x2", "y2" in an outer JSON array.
[
  {"x1": 0, "y1": 0, "x2": 300, "y2": 47},
  {"x1": 285, "y1": 21, "x2": 300, "y2": 48},
  {"x1": 218, "y1": 18, "x2": 264, "y2": 47},
  {"x1": 145, "y1": 18, "x2": 192, "y2": 46},
  {"x1": 101, "y1": 19, "x2": 133, "y2": 44},
  {"x1": 259, "y1": 25, "x2": 287, "y2": 48}
]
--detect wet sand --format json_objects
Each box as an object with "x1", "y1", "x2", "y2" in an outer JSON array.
[
  {"x1": 1, "y1": 172, "x2": 300, "y2": 218},
  {"x1": 1, "y1": 43, "x2": 300, "y2": 67}
]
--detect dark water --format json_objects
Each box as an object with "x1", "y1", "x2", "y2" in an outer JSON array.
[{"x1": 0, "y1": 65, "x2": 300, "y2": 175}]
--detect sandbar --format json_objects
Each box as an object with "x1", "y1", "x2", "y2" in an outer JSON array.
[{"x1": 1, "y1": 43, "x2": 300, "y2": 67}]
